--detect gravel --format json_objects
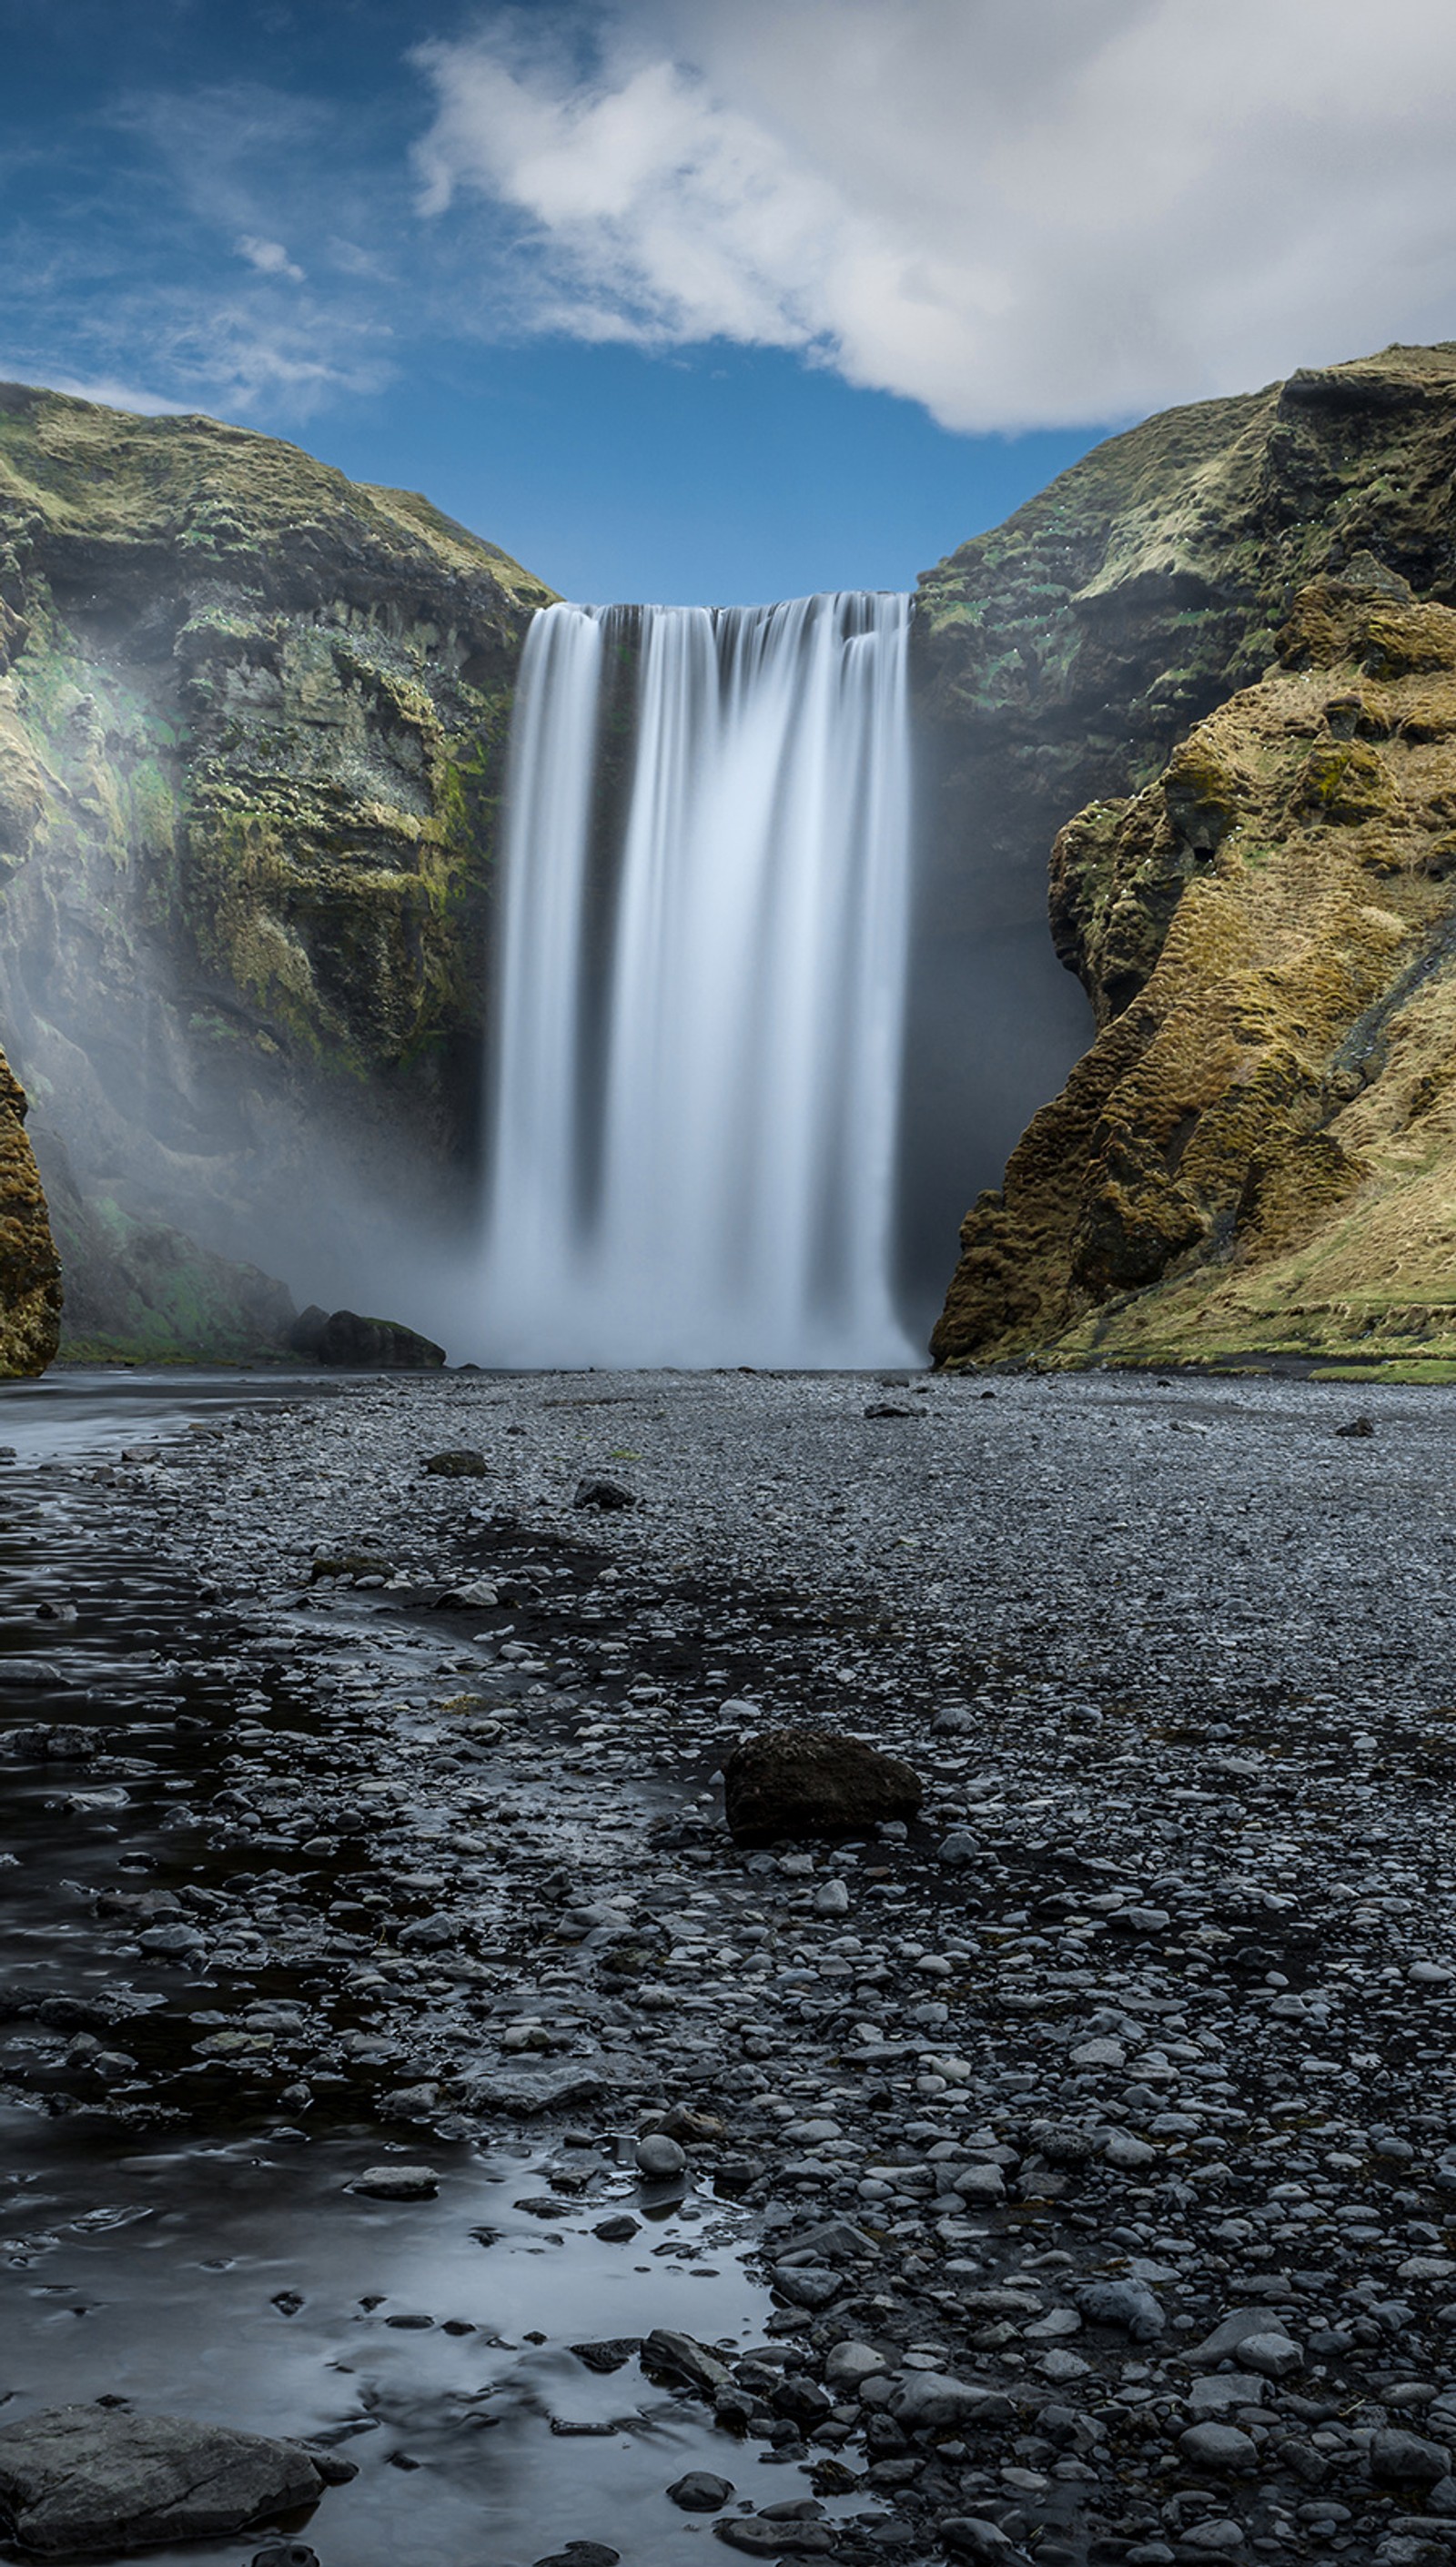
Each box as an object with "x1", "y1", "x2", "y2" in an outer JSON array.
[{"x1": 8, "y1": 1359, "x2": 1456, "y2": 2563}]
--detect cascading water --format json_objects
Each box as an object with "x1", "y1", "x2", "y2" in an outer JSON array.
[{"x1": 480, "y1": 591, "x2": 915, "y2": 1368}]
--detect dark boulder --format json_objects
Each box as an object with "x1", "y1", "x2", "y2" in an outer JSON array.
[
  {"x1": 573, "y1": 1476, "x2": 638, "y2": 1510},
  {"x1": 420, "y1": 1449, "x2": 490, "y2": 1477},
  {"x1": 0, "y1": 2405, "x2": 353, "y2": 2557},
  {"x1": 288, "y1": 1306, "x2": 444, "y2": 1369},
  {"x1": 723, "y1": 1727, "x2": 923, "y2": 1844}
]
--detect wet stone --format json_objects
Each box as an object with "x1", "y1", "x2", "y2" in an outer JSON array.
[
  {"x1": 0, "y1": 2407, "x2": 345, "y2": 2558},
  {"x1": 668, "y1": 2470, "x2": 734, "y2": 2510},
  {"x1": 349, "y1": 2164, "x2": 439, "y2": 2200}
]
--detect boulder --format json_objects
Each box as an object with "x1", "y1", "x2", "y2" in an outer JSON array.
[
  {"x1": 420, "y1": 1449, "x2": 490, "y2": 1477},
  {"x1": 1078, "y1": 2279, "x2": 1167, "y2": 2341},
  {"x1": 1186, "y1": 2307, "x2": 1294, "y2": 2370},
  {"x1": 289, "y1": 1307, "x2": 444, "y2": 1369},
  {"x1": 888, "y1": 2372, "x2": 1012, "y2": 2430},
  {"x1": 641, "y1": 2330, "x2": 733, "y2": 2397},
  {"x1": 0, "y1": 2405, "x2": 351, "y2": 2557},
  {"x1": 1370, "y1": 2427, "x2": 1452, "y2": 2488},
  {"x1": 669, "y1": 2472, "x2": 733, "y2": 2511},
  {"x1": 723, "y1": 1728, "x2": 923, "y2": 1844},
  {"x1": 460, "y1": 2067, "x2": 608, "y2": 2117},
  {"x1": 349, "y1": 2164, "x2": 438, "y2": 2199}
]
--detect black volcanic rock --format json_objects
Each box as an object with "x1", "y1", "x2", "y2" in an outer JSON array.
[{"x1": 723, "y1": 1726, "x2": 923, "y2": 1844}]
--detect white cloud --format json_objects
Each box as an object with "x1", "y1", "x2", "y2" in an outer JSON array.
[
  {"x1": 236, "y1": 235, "x2": 306, "y2": 284},
  {"x1": 412, "y1": 0, "x2": 1456, "y2": 430}
]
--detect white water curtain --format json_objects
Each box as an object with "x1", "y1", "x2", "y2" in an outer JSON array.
[{"x1": 481, "y1": 591, "x2": 914, "y2": 1368}]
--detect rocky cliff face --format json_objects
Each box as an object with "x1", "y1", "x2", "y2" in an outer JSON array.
[
  {"x1": 908, "y1": 343, "x2": 1456, "y2": 1290},
  {"x1": 0, "y1": 1043, "x2": 60, "y2": 1375},
  {"x1": 0, "y1": 383, "x2": 553, "y2": 1354},
  {"x1": 934, "y1": 564, "x2": 1456, "y2": 1372},
  {"x1": 926, "y1": 340, "x2": 1456, "y2": 1371}
]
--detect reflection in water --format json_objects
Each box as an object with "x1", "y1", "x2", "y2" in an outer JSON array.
[{"x1": 0, "y1": 1374, "x2": 866, "y2": 2565}]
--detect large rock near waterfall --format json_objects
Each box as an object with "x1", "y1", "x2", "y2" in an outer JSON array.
[
  {"x1": 0, "y1": 380, "x2": 553, "y2": 1355},
  {"x1": 288, "y1": 1305, "x2": 445, "y2": 1369},
  {"x1": 0, "y1": 1042, "x2": 60, "y2": 1375},
  {"x1": 723, "y1": 1728, "x2": 923, "y2": 1844},
  {"x1": 923, "y1": 340, "x2": 1456, "y2": 1370},
  {"x1": 0, "y1": 2404, "x2": 349, "y2": 2555}
]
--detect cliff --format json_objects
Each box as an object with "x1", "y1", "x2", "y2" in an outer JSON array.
[
  {"x1": 0, "y1": 382, "x2": 554, "y2": 1353},
  {"x1": 0, "y1": 1044, "x2": 60, "y2": 1375},
  {"x1": 933, "y1": 563, "x2": 1456, "y2": 1374},
  {"x1": 927, "y1": 341, "x2": 1456, "y2": 1373},
  {"x1": 907, "y1": 343, "x2": 1456, "y2": 1287}
]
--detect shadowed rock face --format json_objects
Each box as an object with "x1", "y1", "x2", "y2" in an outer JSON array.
[
  {"x1": 908, "y1": 341, "x2": 1456, "y2": 1307},
  {"x1": 0, "y1": 1040, "x2": 59, "y2": 1376},
  {"x1": 0, "y1": 380, "x2": 554, "y2": 1353},
  {"x1": 923, "y1": 340, "x2": 1456, "y2": 1372},
  {"x1": 933, "y1": 567, "x2": 1456, "y2": 1371}
]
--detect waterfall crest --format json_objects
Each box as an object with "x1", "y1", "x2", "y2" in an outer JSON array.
[{"x1": 481, "y1": 591, "x2": 914, "y2": 1368}]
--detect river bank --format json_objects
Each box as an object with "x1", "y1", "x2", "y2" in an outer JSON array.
[{"x1": 5, "y1": 1365, "x2": 1456, "y2": 2567}]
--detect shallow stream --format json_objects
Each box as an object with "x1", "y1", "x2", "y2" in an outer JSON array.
[{"x1": 0, "y1": 1371, "x2": 824, "y2": 2567}]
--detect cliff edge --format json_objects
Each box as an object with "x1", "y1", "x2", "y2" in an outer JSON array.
[
  {"x1": 929, "y1": 342, "x2": 1456, "y2": 1374},
  {"x1": 0, "y1": 382, "x2": 554, "y2": 1351},
  {"x1": 934, "y1": 563, "x2": 1456, "y2": 1373},
  {"x1": 0, "y1": 1044, "x2": 60, "y2": 1375}
]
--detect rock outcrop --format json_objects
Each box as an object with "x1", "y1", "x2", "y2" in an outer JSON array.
[
  {"x1": 0, "y1": 2404, "x2": 352, "y2": 2555},
  {"x1": 0, "y1": 1039, "x2": 60, "y2": 1374},
  {"x1": 0, "y1": 381, "x2": 553, "y2": 1354},
  {"x1": 934, "y1": 566, "x2": 1456, "y2": 1371},
  {"x1": 908, "y1": 340, "x2": 1456, "y2": 1281}
]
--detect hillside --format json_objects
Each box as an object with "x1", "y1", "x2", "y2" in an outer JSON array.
[{"x1": 0, "y1": 381, "x2": 553, "y2": 1351}]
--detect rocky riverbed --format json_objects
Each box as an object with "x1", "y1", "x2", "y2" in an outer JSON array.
[{"x1": 5, "y1": 1362, "x2": 1456, "y2": 2567}]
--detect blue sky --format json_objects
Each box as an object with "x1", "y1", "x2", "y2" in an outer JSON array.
[{"x1": 5, "y1": 0, "x2": 1456, "y2": 604}]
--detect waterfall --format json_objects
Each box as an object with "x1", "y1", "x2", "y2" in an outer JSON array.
[{"x1": 480, "y1": 590, "x2": 915, "y2": 1368}]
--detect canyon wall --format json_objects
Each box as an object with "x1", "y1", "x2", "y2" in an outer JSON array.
[
  {"x1": 0, "y1": 382, "x2": 552, "y2": 1357},
  {"x1": 925, "y1": 342, "x2": 1456, "y2": 1372}
]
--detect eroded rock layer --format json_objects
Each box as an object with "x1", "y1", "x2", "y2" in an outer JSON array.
[
  {"x1": 934, "y1": 569, "x2": 1456, "y2": 1371},
  {"x1": 908, "y1": 342, "x2": 1456, "y2": 1282},
  {"x1": 0, "y1": 381, "x2": 553, "y2": 1349},
  {"x1": 0, "y1": 1041, "x2": 60, "y2": 1375}
]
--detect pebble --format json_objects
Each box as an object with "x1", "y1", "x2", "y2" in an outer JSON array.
[
  {"x1": 667, "y1": 2471, "x2": 733, "y2": 2510},
  {"x1": 1178, "y1": 2421, "x2": 1259, "y2": 2471},
  {"x1": 349, "y1": 2166, "x2": 439, "y2": 2200},
  {"x1": 24, "y1": 1364, "x2": 1456, "y2": 2567},
  {"x1": 633, "y1": 2133, "x2": 686, "y2": 2179}
]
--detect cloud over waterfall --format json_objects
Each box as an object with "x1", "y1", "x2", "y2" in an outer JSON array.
[{"x1": 413, "y1": 0, "x2": 1456, "y2": 430}]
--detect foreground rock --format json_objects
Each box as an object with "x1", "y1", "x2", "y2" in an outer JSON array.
[
  {"x1": 723, "y1": 1726, "x2": 923, "y2": 1843},
  {"x1": 23, "y1": 1364, "x2": 1456, "y2": 2564},
  {"x1": 0, "y1": 2407, "x2": 349, "y2": 2556}
]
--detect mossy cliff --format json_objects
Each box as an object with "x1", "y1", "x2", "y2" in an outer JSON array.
[
  {"x1": 932, "y1": 566, "x2": 1456, "y2": 1369},
  {"x1": 0, "y1": 1044, "x2": 60, "y2": 1374},
  {"x1": 914, "y1": 342, "x2": 1456, "y2": 938},
  {"x1": 0, "y1": 381, "x2": 553, "y2": 1350},
  {"x1": 907, "y1": 344, "x2": 1456, "y2": 1282}
]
